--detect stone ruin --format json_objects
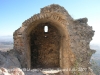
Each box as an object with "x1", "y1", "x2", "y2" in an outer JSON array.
[{"x1": 0, "y1": 4, "x2": 96, "y2": 75}]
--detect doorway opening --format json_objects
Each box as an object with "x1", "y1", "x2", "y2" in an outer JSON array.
[{"x1": 30, "y1": 23, "x2": 61, "y2": 69}]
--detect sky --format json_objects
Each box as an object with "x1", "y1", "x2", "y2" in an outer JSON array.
[{"x1": 0, "y1": 0, "x2": 100, "y2": 45}]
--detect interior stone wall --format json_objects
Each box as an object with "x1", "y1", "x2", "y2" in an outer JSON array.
[{"x1": 30, "y1": 23, "x2": 61, "y2": 69}]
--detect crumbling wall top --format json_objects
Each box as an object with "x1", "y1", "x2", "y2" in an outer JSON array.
[{"x1": 41, "y1": 4, "x2": 73, "y2": 20}]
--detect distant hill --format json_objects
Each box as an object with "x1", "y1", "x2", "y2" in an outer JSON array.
[
  {"x1": 0, "y1": 35, "x2": 13, "y2": 42},
  {"x1": 90, "y1": 44, "x2": 100, "y2": 67},
  {"x1": 90, "y1": 44, "x2": 100, "y2": 57},
  {"x1": 90, "y1": 44, "x2": 100, "y2": 75},
  {"x1": 0, "y1": 35, "x2": 13, "y2": 51}
]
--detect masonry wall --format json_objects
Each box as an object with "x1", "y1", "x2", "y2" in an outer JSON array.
[
  {"x1": 13, "y1": 4, "x2": 95, "y2": 75},
  {"x1": 68, "y1": 18, "x2": 95, "y2": 67}
]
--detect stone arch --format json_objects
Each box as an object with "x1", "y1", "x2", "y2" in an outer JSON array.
[
  {"x1": 13, "y1": 4, "x2": 95, "y2": 75},
  {"x1": 21, "y1": 13, "x2": 75, "y2": 69}
]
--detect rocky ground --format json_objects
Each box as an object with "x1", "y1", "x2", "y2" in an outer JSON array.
[
  {"x1": 0, "y1": 50, "x2": 61, "y2": 75},
  {"x1": 0, "y1": 67, "x2": 47, "y2": 75},
  {"x1": 0, "y1": 50, "x2": 96, "y2": 75}
]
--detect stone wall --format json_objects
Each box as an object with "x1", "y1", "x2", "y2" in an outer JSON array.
[
  {"x1": 13, "y1": 4, "x2": 95, "y2": 75},
  {"x1": 68, "y1": 18, "x2": 95, "y2": 67}
]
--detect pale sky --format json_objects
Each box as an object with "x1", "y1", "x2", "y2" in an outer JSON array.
[{"x1": 0, "y1": 0, "x2": 100, "y2": 45}]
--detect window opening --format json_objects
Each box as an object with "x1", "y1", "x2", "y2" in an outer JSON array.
[{"x1": 44, "y1": 26, "x2": 48, "y2": 32}]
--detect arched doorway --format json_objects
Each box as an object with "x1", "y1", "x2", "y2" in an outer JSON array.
[{"x1": 30, "y1": 22, "x2": 61, "y2": 69}]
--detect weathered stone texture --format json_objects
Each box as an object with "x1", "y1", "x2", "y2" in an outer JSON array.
[
  {"x1": 67, "y1": 18, "x2": 95, "y2": 67},
  {"x1": 0, "y1": 50, "x2": 21, "y2": 69},
  {"x1": 0, "y1": 67, "x2": 25, "y2": 75}
]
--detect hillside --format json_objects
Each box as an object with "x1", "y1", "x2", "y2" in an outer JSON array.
[{"x1": 0, "y1": 36, "x2": 13, "y2": 52}]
